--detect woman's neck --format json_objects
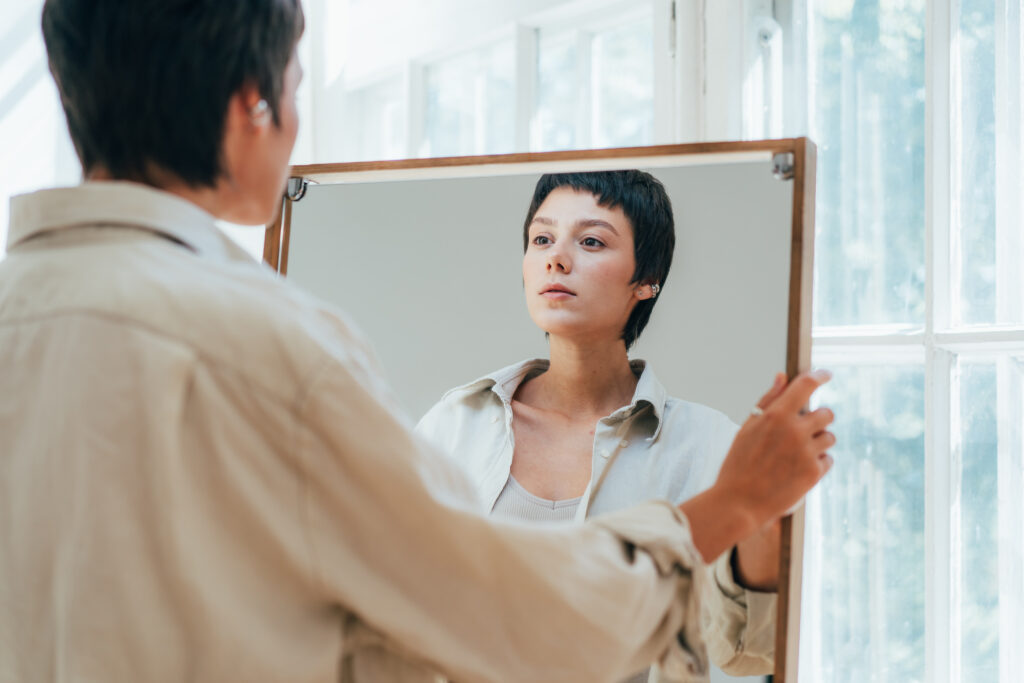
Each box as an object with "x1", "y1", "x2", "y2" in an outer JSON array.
[{"x1": 519, "y1": 336, "x2": 638, "y2": 418}]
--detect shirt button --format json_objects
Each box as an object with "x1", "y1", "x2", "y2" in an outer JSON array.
[
  {"x1": 491, "y1": 415, "x2": 500, "y2": 423},
  {"x1": 599, "y1": 449, "x2": 610, "y2": 458},
  {"x1": 619, "y1": 440, "x2": 629, "y2": 448}
]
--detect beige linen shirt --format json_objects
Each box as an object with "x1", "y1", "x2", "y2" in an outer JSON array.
[
  {"x1": 416, "y1": 360, "x2": 777, "y2": 677},
  {"x1": 1, "y1": 182, "x2": 720, "y2": 683}
]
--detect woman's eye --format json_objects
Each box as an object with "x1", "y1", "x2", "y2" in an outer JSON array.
[
  {"x1": 532, "y1": 235, "x2": 551, "y2": 245},
  {"x1": 581, "y1": 237, "x2": 604, "y2": 247}
]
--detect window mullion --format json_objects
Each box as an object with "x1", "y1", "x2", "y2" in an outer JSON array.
[
  {"x1": 574, "y1": 29, "x2": 593, "y2": 148},
  {"x1": 994, "y1": 0, "x2": 1023, "y2": 324},
  {"x1": 651, "y1": 0, "x2": 675, "y2": 143},
  {"x1": 927, "y1": 0, "x2": 954, "y2": 337},
  {"x1": 514, "y1": 24, "x2": 537, "y2": 153},
  {"x1": 925, "y1": 1, "x2": 955, "y2": 678},
  {"x1": 404, "y1": 61, "x2": 425, "y2": 158},
  {"x1": 925, "y1": 347, "x2": 955, "y2": 683},
  {"x1": 997, "y1": 355, "x2": 1024, "y2": 681}
]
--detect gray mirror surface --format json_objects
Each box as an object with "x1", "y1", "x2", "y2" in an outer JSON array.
[{"x1": 286, "y1": 159, "x2": 793, "y2": 426}]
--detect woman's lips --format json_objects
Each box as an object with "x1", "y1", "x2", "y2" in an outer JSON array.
[
  {"x1": 540, "y1": 285, "x2": 576, "y2": 300},
  {"x1": 541, "y1": 290, "x2": 575, "y2": 300}
]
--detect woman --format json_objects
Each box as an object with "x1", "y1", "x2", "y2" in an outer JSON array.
[{"x1": 417, "y1": 170, "x2": 783, "y2": 679}]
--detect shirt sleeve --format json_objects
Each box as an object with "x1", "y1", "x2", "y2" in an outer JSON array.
[
  {"x1": 412, "y1": 396, "x2": 451, "y2": 454},
  {"x1": 700, "y1": 550, "x2": 777, "y2": 675},
  {"x1": 684, "y1": 412, "x2": 777, "y2": 675},
  {"x1": 293, "y1": 340, "x2": 714, "y2": 683}
]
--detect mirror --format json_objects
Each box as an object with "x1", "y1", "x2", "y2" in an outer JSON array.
[{"x1": 266, "y1": 140, "x2": 815, "y2": 682}]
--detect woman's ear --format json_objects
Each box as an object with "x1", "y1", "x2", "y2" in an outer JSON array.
[
  {"x1": 635, "y1": 282, "x2": 659, "y2": 300},
  {"x1": 227, "y1": 84, "x2": 270, "y2": 137}
]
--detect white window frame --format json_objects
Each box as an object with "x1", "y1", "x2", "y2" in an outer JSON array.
[
  {"x1": 517, "y1": 0, "x2": 668, "y2": 149},
  {"x1": 314, "y1": 0, "x2": 747, "y2": 161},
  {"x1": 779, "y1": 0, "x2": 1024, "y2": 680}
]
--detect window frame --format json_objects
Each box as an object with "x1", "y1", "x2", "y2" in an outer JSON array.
[
  {"x1": 323, "y1": 0, "x2": 702, "y2": 161},
  {"x1": 778, "y1": 0, "x2": 1024, "y2": 680}
]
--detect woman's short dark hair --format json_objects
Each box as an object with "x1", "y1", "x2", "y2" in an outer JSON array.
[
  {"x1": 523, "y1": 170, "x2": 675, "y2": 350},
  {"x1": 41, "y1": 0, "x2": 304, "y2": 187}
]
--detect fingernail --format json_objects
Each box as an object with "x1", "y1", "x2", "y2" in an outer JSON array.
[{"x1": 812, "y1": 368, "x2": 833, "y2": 382}]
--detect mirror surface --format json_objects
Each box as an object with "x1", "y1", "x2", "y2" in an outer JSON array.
[{"x1": 285, "y1": 157, "x2": 793, "y2": 426}]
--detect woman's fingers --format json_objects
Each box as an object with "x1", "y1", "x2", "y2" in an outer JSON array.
[
  {"x1": 772, "y1": 369, "x2": 832, "y2": 414},
  {"x1": 802, "y1": 407, "x2": 835, "y2": 434},
  {"x1": 811, "y1": 430, "x2": 836, "y2": 454},
  {"x1": 755, "y1": 372, "x2": 788, "y2": 410}
]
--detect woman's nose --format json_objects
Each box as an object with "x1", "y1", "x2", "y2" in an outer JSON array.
[{"x1": 546, "y1": 246, "x2": 571, "y2": 273}]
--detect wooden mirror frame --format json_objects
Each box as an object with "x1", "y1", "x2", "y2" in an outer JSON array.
[{"x1": 263, "y1": 138, "x2": 816, "y2": 682}]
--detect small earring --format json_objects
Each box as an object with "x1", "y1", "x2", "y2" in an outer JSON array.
[
  {"x1": 250, "y1": 99, "x2": 271, "y2": 126},
  {"x1": 650, "y1": 284, "x2": 660, "y2": 298}
]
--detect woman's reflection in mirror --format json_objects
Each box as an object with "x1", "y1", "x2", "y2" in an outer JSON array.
[{"x1": 417, "y1": 171, "x2": 781, "y2": 681}]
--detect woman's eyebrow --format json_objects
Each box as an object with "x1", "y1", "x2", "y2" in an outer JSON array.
[
  {"x1": 575, "y1": 218, "x2": 619, "y2": 235},
  {"x1": 530, "y1": 216, "x2": 619, "y2": 235}
]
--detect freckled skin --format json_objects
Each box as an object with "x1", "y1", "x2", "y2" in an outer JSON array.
[{"x1": 522, "y1": 188, "x2": 640, "y2": 347}]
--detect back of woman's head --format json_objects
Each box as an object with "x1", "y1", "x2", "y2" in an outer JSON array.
[
  {"x1": 42, "y1": 0, "x2": 304, "y2": 187},
  {"x1": 522, "y1": 170, "x2": 676, "y2": 349}
]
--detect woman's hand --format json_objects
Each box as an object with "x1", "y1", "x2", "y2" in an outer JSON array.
[
  {"x1": 679, "y1": 370, "x2": 835, "y2": 563},
  {"x1": 718, "y1": 368, "x2": 834, "y2": 522}
]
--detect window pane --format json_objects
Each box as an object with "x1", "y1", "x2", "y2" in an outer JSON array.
[
  {"x1": 809, "y1": 1, "x2": 926, "y2": 327},
  {"x1": 801, "y1": 360, "x2": 925, "y2": 682},
  {"x1": 422, "y1": 42, "x2": 515, "y2": 157},
  {"x1": 952, "y1": 0, "x2": 1021, "y2": 327},
  {"x1": 534, "y1": 33, "x2": 578, "y2": 150},
  {"x1": 534, "y1": 9, "x2": 654, "y2": 152},
  {"x1": 955, "y1": 357, "x2": 999, "y2": 680},
  {"x1": 955, "y1": 353, "x2": 1024, "y2": 682},
  {"x1": 344, "y1": 79, "x2": 407, "y2": 162},
  {"x1": 591, "y1": 13, "x2": 654, "y2": 148}
]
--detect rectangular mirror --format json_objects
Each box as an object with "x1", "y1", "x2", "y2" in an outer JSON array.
[{"x1": 265, "y1": 140, "x2": 815, "y2": 682}]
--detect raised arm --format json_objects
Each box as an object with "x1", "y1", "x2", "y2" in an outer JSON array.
[{"x1": 296, "y1": 331, "x2": 832, "y2": 681}]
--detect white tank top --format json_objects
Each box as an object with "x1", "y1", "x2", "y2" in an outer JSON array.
[{"x1": 490, "y1": 475, "x2": 582, "y2": 522}]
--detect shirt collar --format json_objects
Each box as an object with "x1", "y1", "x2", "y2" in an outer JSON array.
[
  {"x1": 7, "y1": 181, "x2": 243, "y2": 262},
  {"x1": 453, "y1": 357, "x2": 669, "y2": 440},
  {"x1": 624, "y1": 359, "x2": 668, "y2": 440}
]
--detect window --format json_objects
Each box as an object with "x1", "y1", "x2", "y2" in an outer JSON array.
[
  {"x1": 331, "y1": 0, "x2": 663, "y2": 162},
  {"x1": 783, "y1": 0, "x2": 1024, "y2": 680},
  {"x1": 535, "y1": 5, "x2": 655, "y2": 150},
  {"x1": 343, "y1": 77, "x2": 408, "y2": 162},
  {"x1": 422, "y1": 40, "x2": 517, "y2": 156}
]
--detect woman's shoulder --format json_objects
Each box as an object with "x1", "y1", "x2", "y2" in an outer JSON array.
[
  {"x1": 638, "y1": 397, "x2": 740, "y2": 495},
  {"x1": 658, "y1": 395, "x2": 741, "y2": 445},
  {"x1": 426, "y1": 360, "x2": 533, "y2": 406},
  {"x1": 662, "y1": 395, "x2": 737, "y2": 424}
]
